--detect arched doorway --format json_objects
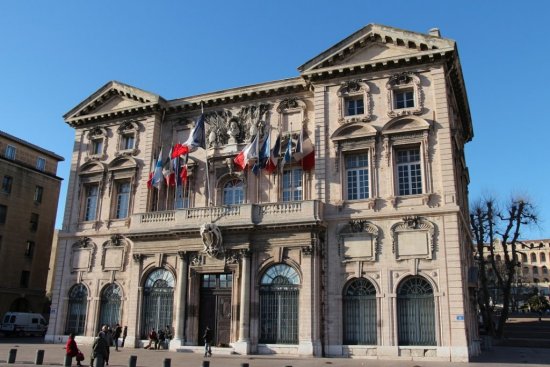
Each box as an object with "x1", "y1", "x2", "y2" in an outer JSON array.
[
  {"x1": 66, "y1": 284, "x2": 88, "y2": 335},
  {"x1": 259, "y1": 263, "x2": 300, "y2": 344},
  {"x1": 343, "y1": 278, "x2": 377, "y2": 344},
  {"x1": 141, "y1": 269, "x2": 174, "y2": 338},
  {"x1": 397, "y1": 276, "x2": 436, "y2": 346},
  {"x1": 97, "y1": 283, "x2": 122, "y2": 329}
]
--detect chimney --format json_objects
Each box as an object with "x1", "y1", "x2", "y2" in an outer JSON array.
[{"x1": 428, "y1": 28, "x2": 441, "y2": 37}]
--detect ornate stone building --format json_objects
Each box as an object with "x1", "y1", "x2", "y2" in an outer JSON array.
[
  {"x1": 0, "y1": 130, "x2": 64, "y2": 317},
  {"x1": 47, "y1": 24, "x2": 478, "y2": 361}
]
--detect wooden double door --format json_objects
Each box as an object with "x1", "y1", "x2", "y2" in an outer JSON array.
[{"x1": 198, "y1": 273, "x2": 233, "y2": 346}]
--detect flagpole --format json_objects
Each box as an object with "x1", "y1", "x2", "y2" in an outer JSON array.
[
  {"x1": 256, "y1": 121, "x2": 260, "y2": 204},
  {"x1": 201, "y1": 103, "x2": 212, "y2": 210}
]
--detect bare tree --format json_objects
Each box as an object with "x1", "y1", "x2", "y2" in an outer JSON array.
[{"x1": 470, "y1": 197, "x2": 538, "y2": 338}]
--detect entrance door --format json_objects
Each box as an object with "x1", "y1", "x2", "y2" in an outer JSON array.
[{"x1": 199, "y1": 273, "x2": 233, "y2": 346}]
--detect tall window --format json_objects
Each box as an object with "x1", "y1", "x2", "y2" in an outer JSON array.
[
  {"x1": 343, "y1": 278, "x2": 377, "y2": 345},
  {"x1": 84, "y1": 185, "x2": 99, "y2": 221},
  {"x1": 345, "y1": 154, "x2": 369, "y2": 200},
  {"x1": 66, "y1": 284, "x2": 88, "y2": 335},
  {"x1": 1, "y1": 176, "x2": 13, "y2": 194},
  {"x1": 223, "y1": 179, "x2": 244, "y2": 205},
  {"x1": 5, "y1": 145, "x2": 16, "y2": 160},
  {"x1": 91, "y1": 139, "x2": 103, "y2": 155},
  {"x1": 531, "y1": 253, "x2": 537, "y2": 263},
  {"x1": 259, "y1": 264, "x2": 300, "y2": 344},
  {"x1": 98, "y1": 283, "x2": 122, "y2": 330},
  {"x1": 396, "y1": 147, "x2": 422, "y2": 196},
  {"x1": 20, "y1": 271, "x2": 30, "y2": 288},
  {"x1": 282, "y1": 168, "x2": 302, "y2": 202},
  {"x1": 394, "y1": 90, "x2": 415, "y2": 109},
  {"x1": 346, "y1": 96, "x2": 365, "y2": 116},
  {"x1": 541, "y1": 253, "x2": 546, "y2": 263},
  {"x1": 29, "y1": 213, "x2": 39, "y2": 232},
  {"x1": 141, "y1": 269, "x2": 174, "y2": 339},
  {"x1": 175, "y1": 184, "x2": 190, "y2": 209},
  {"x1": 397, "y1": 276, "x2": 435, "y2": 346},
  {"x1": 36, "y1": 157, "x2": 46, "y2": 171},
  {"x1": 25, "y1": 241, "x2": 35, "y2": 258},
  {"x1": 0, "y1": 205, "x2": 6, "y2": 224},
  {"x1": 120, "y1": 134, "x2": 135, "y2": 150},
  {"x1": 34, "y1": 186, "x2": 43, "y2": 203},
  {"x1": 115, "y1": 182, "x2": 131, "y2": 219}
]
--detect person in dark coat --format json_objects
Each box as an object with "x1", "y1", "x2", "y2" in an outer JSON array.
[
  {"x1": 90, "y1": 331, "x2": 109, "y2": 367},
  {"x1": 65, "y1": 333, "x2": 82, "y2": 366},
  {"x1": 113, "y1": 324, "x2": 122, "y2": 351},
  {"x1": 144, "y1": 328, "x2": 158, "y2": 349},
  {"x1": 121, "y1": 326, "x2": 128, "y2": 347},
  {"x1": 203, "y1": 326, "x2": 212, "y2": 357}
]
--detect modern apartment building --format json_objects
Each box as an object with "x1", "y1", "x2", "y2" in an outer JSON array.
[
  {"x1": 47, "y1": 24, "x2": 478, "y2": 361},
  {"x1": 0, "y1": 130, "x2": 63, "y2": 317}
]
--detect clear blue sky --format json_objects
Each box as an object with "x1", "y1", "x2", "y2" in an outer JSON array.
[{"x1": 1, "y1": 1, "x2": 548, "y2": 239}]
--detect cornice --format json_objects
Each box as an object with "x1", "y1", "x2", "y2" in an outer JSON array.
[{"x1": 65, "y1": 102, "x2": 162, "y2": 127}]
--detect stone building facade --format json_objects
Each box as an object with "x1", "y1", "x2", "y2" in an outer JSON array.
[
  {"x1": 0, "y1": 130, "x2": 64, "y2": 317},
  {"x1": 47, "y1": 24, "x2": 478, "y2": 361}
]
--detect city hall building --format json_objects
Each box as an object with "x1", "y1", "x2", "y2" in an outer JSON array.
[{"x1": 47, "y1": 24, "x2": 479, "y2": 361}]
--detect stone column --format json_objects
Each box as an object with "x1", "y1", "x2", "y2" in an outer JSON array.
[
  {"x1": 171, "y1": 251, "x2": 188, "y2": 349},
  {"x1": 233, "y1": 249, "x2": 251, "y2": 355}
]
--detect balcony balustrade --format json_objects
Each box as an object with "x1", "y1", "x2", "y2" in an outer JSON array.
[{"x1": 129, "y1": 200, "x2": 323, "y2": 233}]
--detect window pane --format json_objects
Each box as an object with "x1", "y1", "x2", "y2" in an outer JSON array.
[
  {"x1": 346, "y1": 97, "x2": 364, "y2": 116},
  {"x1": 34, "y1": 186, "x2": 43, "y2": 203},
  {"x1": 346, "y1": 154, "x2": 369, "y2": 200},
  {"x1": 116, "y1": 182, "x2": 131, "y2": 219},
  {"x1": 5, "y1": 145, "x2": 16, "y2": 160},
  {"x1": 283, "y1": 168, "x2": 302, "y2": 202},
  {"x1": 223, "y1": 179, "x2": 244, "y2": 205},
  {"x1": 396, "y1": 147, "x2": 422, "y2": 196},
  {"x1": 36, "y1": 157, "x2": 46, "y2": 171},
  {"x1": 84, "y1": 185, "x2": 99, "y2": 221},
  {"x1": 2, "y1": 176, "x2": 12, "y2": 194},
  {"x1": 92, "y1": 139, "x2": 103, "y2": 155}
]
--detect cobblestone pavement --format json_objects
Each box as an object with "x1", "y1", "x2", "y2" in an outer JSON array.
[{"x1": 0, "y1": 342, "x2": 549, "y2": 367}]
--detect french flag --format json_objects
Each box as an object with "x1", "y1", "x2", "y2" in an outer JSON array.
[
  {"x1": 264, "y1": 133, "x2": 281, "y2": 174},
  {"x1": 171, "y1": 114, "x2": 205, "y2": 159},
  {"x1": 233, "y1": 135, "x2": 258, "y2": 170},
  {"x1": 295, "y1": 129, "x2": 315, "y2": 171}
]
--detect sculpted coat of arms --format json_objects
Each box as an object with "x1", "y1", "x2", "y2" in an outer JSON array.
[{"x1": 200, "y1": 223, "x2": 224, "y2": 259}]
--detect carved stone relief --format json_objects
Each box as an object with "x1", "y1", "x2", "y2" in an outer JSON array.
[
  {"x1": 338, "y1": 220, "x2": 379, "y2": 262},
  {"x1": 391, "y1": 216, "x2": 436, "y2": 260},
  {"x1": 71, "y1": 237, "x2": 96, "y2": 272}
]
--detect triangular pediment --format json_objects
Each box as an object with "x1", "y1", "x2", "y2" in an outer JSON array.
[
  {"x1": 64, "y1": 81, "x2": 164, "y2": 126},
  {"x1": 298, "y1": 24, "x2": 455, "y2": 74}
]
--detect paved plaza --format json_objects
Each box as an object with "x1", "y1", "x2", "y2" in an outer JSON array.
[{"x1": 0, "y1": 342, "x2": 549, "y2": 367}]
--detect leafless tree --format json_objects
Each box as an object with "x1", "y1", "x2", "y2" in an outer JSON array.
[{"x1": 471, "y1": 197, "x2": 538, "y2": 338}]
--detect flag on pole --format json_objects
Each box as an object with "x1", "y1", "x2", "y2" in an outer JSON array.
[
  {"x1": 233, "y1": 135, "x2": 258, "y2": 170},
  {"x1": 252, "y1": 133, "x2": 271, "y2": 175},
  {"x1": 182, "y1": 114, "x2": 206, "y2": 152},
  {"x1": 280, "y1": 134, "x2": 292, "y2": 172},
  {"x1": 265, "y1": 133, "x2": 281, "y2": 174},
  {"x1": 295, "y1": 129, "x2": 315, "y2": 171},
  {"x1": 171, "y1": 143, "x2": 189, "y2": 159},
  {"x1": 151, "y1": 148, "x2": 164, "y2": 189}
]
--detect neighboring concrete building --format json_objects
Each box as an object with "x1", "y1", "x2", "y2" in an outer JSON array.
[
  {"x1": 0, "y1": 130, "x2": 64, "y2": 317},
  {"x1": 47, "y1": 24, "x2": 478, "y2": 361}
]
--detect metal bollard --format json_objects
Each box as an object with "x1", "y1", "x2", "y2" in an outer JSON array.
[
  {"x1": 241, "y1": 363, "x2": 250, "y2": 367},
  {"x1": 35, "y1": 349, "x2": 45, "y2": 365},
  {"x1": 94, "y1": 354, "x2": 105, "y2": 367},
  {"x1": 64, "y1": 354, "x2": 72, "y2": 366},
  {"x1": 202, "y1": 360, "x2": 210, "y2": 367},
  {"x1": 7, "y1": 349, "x2": 17, "y2": 364},
  {"x1": 163, "y1": 358, "x2": 171, "y2": 367},
  {"x1": 128, "y1": 355, "x2": 137, "y2": 367}
]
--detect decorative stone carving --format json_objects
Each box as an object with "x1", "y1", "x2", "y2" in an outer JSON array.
[
  {"x1": 338, "y1": 220, "x2": 379, "y2": 262},
  {"x1": 132, "y1": 253, "x2": 143, "y2": 263},
  {"x1": 102, "y1": 235, "x2": 128, "y2": 271},
  {"x1": 200, "y1": 223, "x2": 224, "y2": 259},
  {"x1": 205, "y1": 111, "x2": 232, "y2": 147},
  {"x1": 227, "y1": 119, "x2": 240, "y2": 144},
  {"x1": 238, "y1": 104, "x2": 270, "y2": 142},
  {"x1": 302, "y1": 246, "x2": 313, "y2": 256},
  {"x1": 391, "y1": 216, "x2": 436, "y2": 260},
  {"x1": 71, "y1": 237, "x2": 96, "y2": 272}
]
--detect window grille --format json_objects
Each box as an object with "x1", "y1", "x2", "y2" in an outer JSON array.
[
  {"x1": 141, "y1": 269, "x2": 174, "y2": 339},
  {"x1": 66, "y1": 284, "x2": 88, "y2": 335},
  {"x1": 343, "y1": 278, "x2": 377, "y2": 344},
  {"x1": 98, "y1": 283, "x2": 122, "y2": 330},
  {"x1": 396, "y1": 277, "x2": 435, "y2": 346}
]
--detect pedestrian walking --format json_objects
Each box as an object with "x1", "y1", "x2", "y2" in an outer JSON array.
[
  {"x1": 113, "y1": 324, "x2": 122, "y2": 351},
  {"x1": 203, "y1": 326, "x2": 212, "y2": 357},
  {"x1": 65, "y1": 333, "x2": 83, "y2": 366},
  {"x1": 90, "y1": 331, "x2": 109, "y2": 367}
]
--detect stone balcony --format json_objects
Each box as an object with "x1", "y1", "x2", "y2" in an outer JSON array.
[{"x1": 128, "y1": 200, "x2": 324, "y2": 235}]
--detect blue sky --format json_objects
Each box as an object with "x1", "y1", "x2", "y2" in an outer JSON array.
[{"x1": 1, "y1": 1, "x2": 548, "y2": 238}]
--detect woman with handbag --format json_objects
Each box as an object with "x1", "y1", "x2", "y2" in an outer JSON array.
[{"x1": 65, "y1": 333, "x2": 83, "y2": 366}]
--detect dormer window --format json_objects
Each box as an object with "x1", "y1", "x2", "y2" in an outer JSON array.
[
  {"x1": 338, "y1": 80, "x2": 371, "y2": 123},
  {"x1": 386, "y1": 72, "x2": 422, "y2": 117}
]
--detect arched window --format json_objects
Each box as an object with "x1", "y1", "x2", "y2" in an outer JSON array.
[
  {"x1": 223, "y1": 179, "x2": 244, "y2": 205},
  {"x1": 98, "y1": 283, "x2": 122, "y2": 330},
  {"x1": 141, "y1": 269, "x2": 174, "y2": 338},
  {"x1": 531, "y1": 253, "x2": 537, "y2": 263},
  {"x1": 66, "y1": 284, "x2": 88, "y2": 335},
  {"x1": 522, "y1": 253, "x2": 528, "y2": 263},
  {"x1": 533, "y1": 266, "x2": 539, "y2": 274},
  {"x1": 397, "y1": 276, "x2": 436, "y2": 346},
  {"x1": 259, "y1": 264, "x2": 300, "y2": 344},
  {"x1": 343, "y1": 278, "x2": 377, "y2": 345},
  {"x1": 541, "y1": 253, "x2": 546, "y2": 263},
  {"x1": 543, "y1": 266, "x2": 548, "y2": 274}
]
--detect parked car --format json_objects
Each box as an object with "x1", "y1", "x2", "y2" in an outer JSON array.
[{"x1": 0, "y1": 312, "x2": 47, "y2": 336}]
